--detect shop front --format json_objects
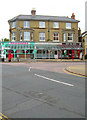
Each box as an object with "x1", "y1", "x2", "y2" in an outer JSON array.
[
  {"x1": 1, "y1": 42, "x2": 36, "y2": 60},
  {"x1": 1, "y1": 42, "x2": 84, "y2": 60},
  {"x1": 35, "y1": 43, "x2": 84, "y2": 59}
]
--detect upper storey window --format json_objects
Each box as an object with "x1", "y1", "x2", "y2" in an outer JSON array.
[
  {"x1": 39, "y1": 22, "x2": 45, "y2": 28},
  {"x1": 67, "y1": 33, "x2": 73, "y2": 41},
  {"x1": 12, "y1": 22, "x2": 16, "y2": 28},
  {"x1": 53, "y1": 22, "x2": 59, "y2": 28},
  {"x1": 12, "y1": 32, "x2": 15, "y2": 41},
  {"x1": 24, "y1": 21, "x2": 30, "y2": 28},
  {"x1": 66, "y1": 23, "x2": 71, "y2": 29},
  {"x1": 53, "y1": 32, "x2": 59, "y2": 42}
]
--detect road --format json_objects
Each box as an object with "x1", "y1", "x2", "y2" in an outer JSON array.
[{"x1": 1, "y1": 62, "x2": 85, "y2": 118}]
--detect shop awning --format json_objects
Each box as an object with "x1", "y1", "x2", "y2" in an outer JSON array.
[
  {"x1": 35, "y1": 44, "x2": 83, "y2": 50},
  {"x1": 59, "y1": 44, "x2": 83, "y2": 50},
  {"x1": 4, "y1": 43, "x2": 84, "y2": 50},
  {"x1": 5, "y1": 44, "x2": 34, "y2": 50}
]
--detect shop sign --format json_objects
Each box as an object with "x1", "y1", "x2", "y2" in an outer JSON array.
[{"x1": 9, "y1": 43, "x2": 30, "y2": 44}]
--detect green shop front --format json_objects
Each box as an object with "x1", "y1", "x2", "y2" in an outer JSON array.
[{"x1": 1, "y1": 42, "x2": 37, "y2": 60}]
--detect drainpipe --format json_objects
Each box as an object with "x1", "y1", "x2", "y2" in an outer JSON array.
[{"x1": 48, "y1": 20, "x2": 50, "y2": 41}]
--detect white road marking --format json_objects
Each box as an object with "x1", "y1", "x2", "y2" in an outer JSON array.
[
  {"x1": 35, "y1": 74, "x2": 74, "y2": 87},
  {"x1": 29, "y1": 67, "x2": 32, "y2": 71}
]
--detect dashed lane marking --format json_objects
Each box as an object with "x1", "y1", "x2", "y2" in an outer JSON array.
[
  {"x1": 35, "y1": 73, "x2": 74, "y2": 87},
  {"x1": 28, "y1": 67, "x2": 32, "y2": 71}
]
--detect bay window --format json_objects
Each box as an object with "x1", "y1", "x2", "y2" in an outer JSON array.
[
  {"x1": 63, "y1": 33, "x2": 66, "y2": 42},
  {"x1": 20, "y1": 32, "x2": 22, "y2": 41},
  {"x1": 12, "y1": 32, "x2": 15, "y2": 41},
  {"x1": 24, "y1": 32, "x2": 30, "y2": 41}
]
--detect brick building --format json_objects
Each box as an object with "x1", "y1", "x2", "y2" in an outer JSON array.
[{"x1": 1, "y1": 9, "x2": 83, "y2": 60}]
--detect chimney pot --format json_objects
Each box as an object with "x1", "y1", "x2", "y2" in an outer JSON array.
[
  {"x1": 31, "y1": 8, "x2": 36, "y2": 16},
  {"x1": 71, "y1": 13, "x2": 75, "y2": 19}
]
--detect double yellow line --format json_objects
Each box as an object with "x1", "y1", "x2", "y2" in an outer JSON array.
[
  {"x1": 63, "y1": 67, "x2": 86, "y2": 78},
  {"x1": 0, "y1": 113, "x2": 10, "y2": 120}
]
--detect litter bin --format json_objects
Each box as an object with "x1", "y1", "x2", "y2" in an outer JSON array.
[
  {"x1": 2, "y1": 58, "x2": 4, "y2": 62},
  {"x1": 31, "y1": 54, "x2": 33, "y2": 59}
]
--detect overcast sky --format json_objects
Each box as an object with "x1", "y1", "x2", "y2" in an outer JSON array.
[{"x1": 0, "y1": 0, "x2": 86, "y2": 40}]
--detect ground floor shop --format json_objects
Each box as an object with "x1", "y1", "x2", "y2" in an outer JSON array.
[
  {"x1": 36, "y1": 49, "x2": 83, "y2": 59},
  {"x1": 1, "y1": 42, "x2": 84, "y2": 61}
]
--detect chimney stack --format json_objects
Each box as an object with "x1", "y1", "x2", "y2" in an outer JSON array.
[
  {"x1": 78, "y1": 27, "x2": 81, "y2": 36},
  {"x1": 31, "y1": 8, "x2": 36, "y2": 16},
  {"x1": 71, "y1": 13, "x2": 75, "y2": 19}
]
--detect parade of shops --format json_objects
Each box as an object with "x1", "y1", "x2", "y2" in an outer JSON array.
[{"x1": 1, "y1": 41, "x2": 83, "y2": 61}]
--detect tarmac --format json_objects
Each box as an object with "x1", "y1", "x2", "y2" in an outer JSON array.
[
  {"x1": 35, "y1": 59, "x2": 86, "y2": 77},
  {"x1": 1, "y1": 58, "x2": 87, "y2": 77}
]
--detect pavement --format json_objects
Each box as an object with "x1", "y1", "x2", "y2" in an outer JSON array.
[{"x1": 65, "y1": 64, "x2": 86, "y2": 77}]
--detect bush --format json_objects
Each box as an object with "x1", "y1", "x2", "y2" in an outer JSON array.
[{"x1": 85, "y1": 54, "x2": 87, "y2": 59}]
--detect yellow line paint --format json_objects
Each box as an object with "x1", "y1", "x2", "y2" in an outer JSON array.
[
  {"x1": 0, "y1": 113, "x2": 9, "y2": 119},
  {"x1": 63, "y1": 67, "x2": 86, "y2": 78}
]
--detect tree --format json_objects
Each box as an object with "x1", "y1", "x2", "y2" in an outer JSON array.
[{"x1": 4, "y1": 38, "x2": 9, "y2": 42}]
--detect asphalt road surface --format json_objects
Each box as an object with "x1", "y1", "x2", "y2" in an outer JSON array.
[{"x1": 1, "y1": 62, "x2": 85, "y2": 118}]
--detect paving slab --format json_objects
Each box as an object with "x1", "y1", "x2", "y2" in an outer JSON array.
[{"x1": 66, "y1": 64, "x2": 86, "y2": 76}]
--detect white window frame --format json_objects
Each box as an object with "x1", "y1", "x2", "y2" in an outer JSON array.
[
  {"x1": 67, "y1": 33, "x2": 73, "y2": 42},
  {"x1": 53, "y1": 22, "x2": 59, "y2": 28},
  {"x1": 66, "y1": 23, "x2": 71, "y2": 29},
  {"x1": 53, "y1": 32, "x2": 59, "y2": 42},
  {"x1": 24, "y1": 21, "x2": 30, "y2": 28},
  {"x1": 12, "y1": 22, "x2": 16, "y2": 28},
  {"x1": 39, "y1": 32, "x2": 45, "y2": 41},
  {"x1": 20, "y1": 32, "x2": 22, "y2": 41},
  {"x1": 39, "y1": 22, "x2": 45, "y2": 28},
  {"x1": 24, "y1": 32, "x2": 30, "y2": 41},
  {"x1": 63, "y1": 33, "x2": 66, "y2": 42},
  {"x1": 31, "y1": 32, "x2": 33, "y2": 41},
  {"x1": 12, "y1": 32, "x2": 15, "y2": 41}
]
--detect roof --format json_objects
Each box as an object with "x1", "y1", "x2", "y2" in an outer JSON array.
[{"x1": 8, "y1": 15, "x2": 79, "y2": 23}]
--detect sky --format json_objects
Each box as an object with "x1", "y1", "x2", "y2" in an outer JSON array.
[{"x1": 0, "y1": 0, "x2": 86, "y2": 40}]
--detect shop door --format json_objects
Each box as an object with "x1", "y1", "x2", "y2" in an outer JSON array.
[{"x1": 54, "y1": 51, "x2": 58, "y2": 59}]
